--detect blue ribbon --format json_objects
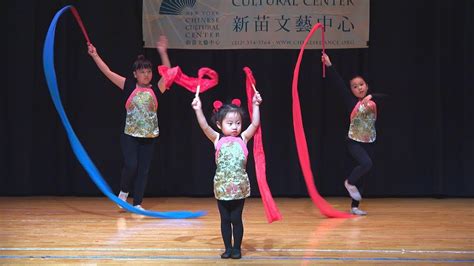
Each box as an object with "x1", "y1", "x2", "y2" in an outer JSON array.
[{"x1": 42, "y1": 5, "x2": 206, "y2": 219}]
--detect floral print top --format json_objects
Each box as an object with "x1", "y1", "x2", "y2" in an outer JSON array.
[
  {"x1": 348, "y1": 100, "x2": 377, "y2": 143},
  {"x1": 213, "y1": 136, "x2": 250, "y2": 200},
  {"x1": 124, "y1": 87, "x2": 159, "y2": 138},
  {"x1": 326, "y1": 66, "x2": 378, "y2": 144}
]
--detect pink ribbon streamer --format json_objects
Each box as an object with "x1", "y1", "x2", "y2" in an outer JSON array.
[
  {"x1": 158, "y1": 65, "x2": 218, "y2": 93},
  {"x1": 292, "y1": 23, "x2": 353, "y2": 218},
  {"x1": 243, "y1": 67, "x2": 282, "y2": 223}
]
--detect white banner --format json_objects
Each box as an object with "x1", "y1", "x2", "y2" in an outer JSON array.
[{"x1": 143, "y1": 0, "x2": 369, "y2": 49}]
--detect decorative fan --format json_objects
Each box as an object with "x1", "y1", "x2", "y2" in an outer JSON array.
[{"x1": 159, "y1": 0, "x2": 197, "y2": 15}]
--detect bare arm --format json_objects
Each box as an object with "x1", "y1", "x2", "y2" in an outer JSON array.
[
  {"x1": 191, "y1": 96, "x2": 219, "y2": 143},
  {"x1": 87, "y1": 43, "x2": 125, "y2": 90},
  {"x1": 157, "y1": 35, "x2": 171, "y2": 93},
  {"x1": 241, "y1": 91, "x2": 263, "y2": 143}
]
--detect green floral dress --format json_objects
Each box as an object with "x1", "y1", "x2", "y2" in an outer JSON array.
[{"x1": 213, "y1": 136, "x2": 250, "y2": 200}]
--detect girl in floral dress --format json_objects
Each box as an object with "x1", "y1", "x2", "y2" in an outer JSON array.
[
  {"x1": 87, "y1": 36, "x2": 170, "y2": 210},
  {"x1": 191, "y1": 92, "x2": 262, "y2": 260}
]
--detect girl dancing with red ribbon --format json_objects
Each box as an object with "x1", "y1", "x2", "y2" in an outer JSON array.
[{"x1": 322, "y1": 53, "x2": 377, "y2": 216}]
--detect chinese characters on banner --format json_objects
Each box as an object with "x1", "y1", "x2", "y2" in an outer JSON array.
[{"x1": 143, "y1": 0, "x2": 369, "y2": 49}]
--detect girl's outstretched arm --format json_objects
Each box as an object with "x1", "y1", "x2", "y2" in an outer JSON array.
[
  {"x1": 87, "y1": 43, "x2": 126, "y2": 90},
  {"x1": 157, "y1": 35, "x2": 171, "y2": 93},
  {"x1": 322, "y1": 52, "x2": 357, "y2": 111},
  {"x1": 242, "y1": 91, "x2": 262, "y2": 143},
  {"x1": 191, "y1": 96, "x2": 219, "y2": 143}
]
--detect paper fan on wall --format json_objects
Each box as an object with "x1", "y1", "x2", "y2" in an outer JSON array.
[{"x1": 159, "y1": 0, "x2": 197, "y2": 15}]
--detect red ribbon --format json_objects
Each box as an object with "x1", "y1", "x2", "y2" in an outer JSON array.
[
  {"x1": 243, "y1": 67, "x2": 282, "y2": 223},
  {"x1": 292, "y1": 23, "x2": 353, "y2": 218},
  {"x1": 158, "y1": 65, "x2": 218, "y2": 93}
]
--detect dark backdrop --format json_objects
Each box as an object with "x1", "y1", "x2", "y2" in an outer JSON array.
[{"x1": 3, "y1": 0, "x2": 473, "y2": 198}]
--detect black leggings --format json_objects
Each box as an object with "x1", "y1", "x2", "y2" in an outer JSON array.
[
  {"x1": 120, "y1": 133, "x2": 157, "y2": 206},
  {"x1": 347, "y1": 139, "x2": 374, "y2": 207},
  {"x1": 217, "y1": 199, "x2": 245, "y2": 250}
]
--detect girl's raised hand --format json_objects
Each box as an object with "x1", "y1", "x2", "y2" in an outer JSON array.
[
  {"x1": 87, "y1": 43, "x2": 98, "y2": 57},
  {"x1": 253, "y1": 91, "x2": 262, "y2": 106},
  {"x1": 361, "y1": 94, "x2": 372, "y2": 105},
  {"x1": 157, "y1": 35, "x2": 168, "y2": 54},
  {"x1": 321, "y1": 52, "x2": 332, "y2": 67},
  {"x1": 191, "y1": 96, "x2": 202, "y2": 110}
]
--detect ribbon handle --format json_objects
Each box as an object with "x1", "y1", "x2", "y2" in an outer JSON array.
[{"x1": 70, "y1": 6, "x2": 91, "y2": 44}]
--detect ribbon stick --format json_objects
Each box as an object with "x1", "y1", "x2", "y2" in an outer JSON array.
[
  {"x1": 243, "y1": 67, "x2": 282, "y2": 223},
  {"x1": 251, "y1": 83, "x2": 257, "y2": 93},
  {"x1": 43, "y1": 5, "x2": 206, "y2": 218},
  {"x1": 69, "y1": 6, "x2": 90, "y2": 44},
  {"x1": 195, "y1": 84, "x2": 201, "y2": 97},
  {"x1": 292, "y1": 23, "x2": 353, "y2": 218},
  {"x1": 321, "y1": 25, "x2": 326, "y2": 78},
  {"x1": 195, "y1": 71, "x2": 203, "y2": 97}
]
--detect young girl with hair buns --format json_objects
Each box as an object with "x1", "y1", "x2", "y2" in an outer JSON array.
[{"x1": 191, "y1": 91, "x2": 262, "y2": 260}]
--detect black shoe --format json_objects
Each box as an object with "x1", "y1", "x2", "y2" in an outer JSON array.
[
  {"x1": 220, "y1": 248, "x2": 232, "y2": 259},
  {"x1": 231, "y1": 248, "x2": 242, "y2": 259}
]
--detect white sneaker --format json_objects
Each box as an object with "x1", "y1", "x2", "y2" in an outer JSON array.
[
  {"x1": 351, "y1": 207, "x2": 367, "y2": 216},
  {"x1": 344, "y1": 180, "x2": 362, "y2": 201},
  {"x1": 134, "y1": 205, "x2": 145, "y2": 211},
  {"x1": 117, "y1": 191, "x2": 129, "y2": 209}
]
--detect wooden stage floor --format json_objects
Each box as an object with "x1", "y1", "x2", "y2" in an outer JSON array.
[{"x1": 1, "y1": 197, "x2": 473, "y2": 265}]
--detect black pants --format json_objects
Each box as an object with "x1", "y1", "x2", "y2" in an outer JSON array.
[
  {"x1": 217, "y1": 199, "x2": 245, "y2": 250},
  {"x1": 347, "y1": 139, "x2": 374, "y2": 208},
  {"x1": 120, "y1": 133, "x2": 157, "y2": 206}
]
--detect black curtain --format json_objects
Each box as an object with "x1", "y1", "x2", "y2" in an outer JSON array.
[{"x1": 3, "y1": 0, "x2": 473, "y2": 197}]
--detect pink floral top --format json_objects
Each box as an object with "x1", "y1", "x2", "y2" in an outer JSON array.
[
  {"x1": 124, "y1": 87, "x2": 159, "y2": 138},
  {"x1": 348, "y1": 100, "x2": 377, "y2": 143},
  {"x1": 213, "y1": 136, "x2": 250, "y2": 200}
]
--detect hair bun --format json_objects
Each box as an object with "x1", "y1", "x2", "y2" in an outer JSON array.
[
  {"x1": 231, "y1": 98, "x2": 241, "y2": 107},
  {"x1": 213, "y1": 100, "x2": 223, "y2": 112}
]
